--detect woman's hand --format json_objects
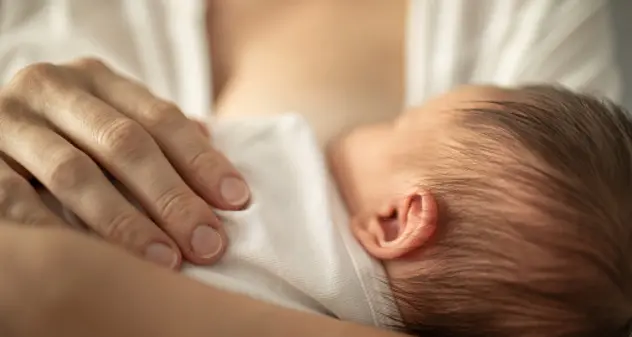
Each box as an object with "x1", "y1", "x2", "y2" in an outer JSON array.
[{"x1": 0, "y1": 58, "x2": 250, "y2": 268}]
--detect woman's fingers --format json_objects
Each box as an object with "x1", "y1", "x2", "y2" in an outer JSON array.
[
  {"x1": 192, "y1": 119, "x2": 212, "y2": 139},
  {"x1": 0, "y1": 58, "x2": 239, "y2": 267},
  {"x1": 0, "y1": 157, "x2": 66, "y2": 227},
  {"x1": 1, "y1": 153, "x2": 32, "y2": 181},
  {"x1": 75, "y1": 60, "x2": 251, "y2": 210},
  {"x1": 23, "y1": 82, "x2": 226, "y2": 265},
  {"x1": 14, "y1": 59, "x2": 229, "y2": 264},
  {"x1": 0, "y1": 105, "x2": 182, "y2": 268}
]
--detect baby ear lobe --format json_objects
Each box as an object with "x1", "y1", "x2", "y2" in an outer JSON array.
[{"x1": 352, "y1": 190, "x2": 438, "y2": 260}]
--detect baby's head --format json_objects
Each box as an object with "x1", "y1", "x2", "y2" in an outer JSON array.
[{"x1": 328, "y1": 85, "x2": 632, "y2": 336}]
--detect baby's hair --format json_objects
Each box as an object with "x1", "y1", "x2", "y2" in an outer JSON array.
[{"x1": 391, "y1": 86, "x2": 632, "y2": 337}]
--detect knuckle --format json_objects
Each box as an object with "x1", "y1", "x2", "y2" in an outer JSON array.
[
  {"x1": 155, "y1": 187, "x2": 203, "y2": 225},
  {"x1": 142, "y1": 100, "x2": 184, "y2": 129},
  {"x1": 100, "y1": 210, "x2": 148, "y2": 247},
  {"x1": 45, "y1": 150, "x2": 94, "y2": 191},
  {"x1": 10, "y1": 63, "x2": 59, "y2": 91},
  {"x1": 0, "y1": 95, "x2": 25, "y2": 129},
  {"x1": 22, "y1": 214, "x2": 57, "y2": 227},
  {"x1": 100, "y1": 118, "x2": 152, "y2": 160},
  {"x1": 0, "y1": 175, "x2": 30, "y2": 211},
  {"x1": 69, "y1": 57, "x2": 109, "y2": 73},
  {"x1": 0, "y1": 175, "x2": 54, "y2": 227},
  {"x1": 189, "y1": 149, "x2": 225, "y2": 174},
  {"x1": 0, "y1": 93, "x2": 21, "y2": 112},
  {"x1": 53, "y1": 88, "x2": 89, "y2": 112},
  {"x1": 8, "y1": 202, "x2": 57, "y2": 227}
]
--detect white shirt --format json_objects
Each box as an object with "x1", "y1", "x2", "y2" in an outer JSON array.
[
  {"x1": 0, "y1": 0, "x2": 623, "y2": 118},
  {"x1": 183, "y1": 114, "x2": 397, "y2": 327}
]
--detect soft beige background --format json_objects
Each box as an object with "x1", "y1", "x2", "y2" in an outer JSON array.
[{"x1": 612, "y1": 0, "x2": 632, "y2": 109}]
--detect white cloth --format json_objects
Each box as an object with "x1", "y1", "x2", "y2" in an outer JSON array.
[
  {"x1": 405, "y1": 0, "x2": 622, "y2": 106},
  {"x1": 0, "y1": 0, "x2": 623, "y2": 117},
  {"x1": 182, "y1": 114, "x2": 397, "y2": 327}
]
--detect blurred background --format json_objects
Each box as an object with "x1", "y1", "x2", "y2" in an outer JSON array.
[{"x1": 611, "y1": 0, "x2": 632, "y2": 110}]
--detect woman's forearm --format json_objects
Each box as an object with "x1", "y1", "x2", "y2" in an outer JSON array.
[{"x1": 7, "y1": 226, "x2": 406, "y2": 337}]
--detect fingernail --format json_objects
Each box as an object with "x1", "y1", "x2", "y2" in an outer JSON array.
[
  {"x1": 145, "y1": 243, "x2": 178, "y2": 268},
  {"x1": 191, "y1": 225, "x2": 223, "y2": 259},
  {"x1": 220, "y1": 177, "x2": 250, "y2": 206}
]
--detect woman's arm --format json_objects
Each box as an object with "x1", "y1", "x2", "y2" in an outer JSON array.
[{"x1": 0, "y1": 224, "x2": 406, "y2": 337}]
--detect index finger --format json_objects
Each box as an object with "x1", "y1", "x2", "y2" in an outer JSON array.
[{"x1": 74, "y1": 62, "x2": 250, "y2": 210}]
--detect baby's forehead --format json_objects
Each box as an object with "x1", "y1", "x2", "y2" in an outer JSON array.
[
  {"x1": 399, "y1": 85, "x2": 521, "y2": 136},
  {"x1": 395, "y1": 86, "x2": 556, "y2": 166}
]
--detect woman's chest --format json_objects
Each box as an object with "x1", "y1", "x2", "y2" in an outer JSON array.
[{"x1": 208, "y1": 0, "x2": 407, "y2": 145}]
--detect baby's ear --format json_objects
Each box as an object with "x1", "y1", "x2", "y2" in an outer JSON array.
[{"x1": 351, "y1": 190, "x2": 438, "y2": 260}]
